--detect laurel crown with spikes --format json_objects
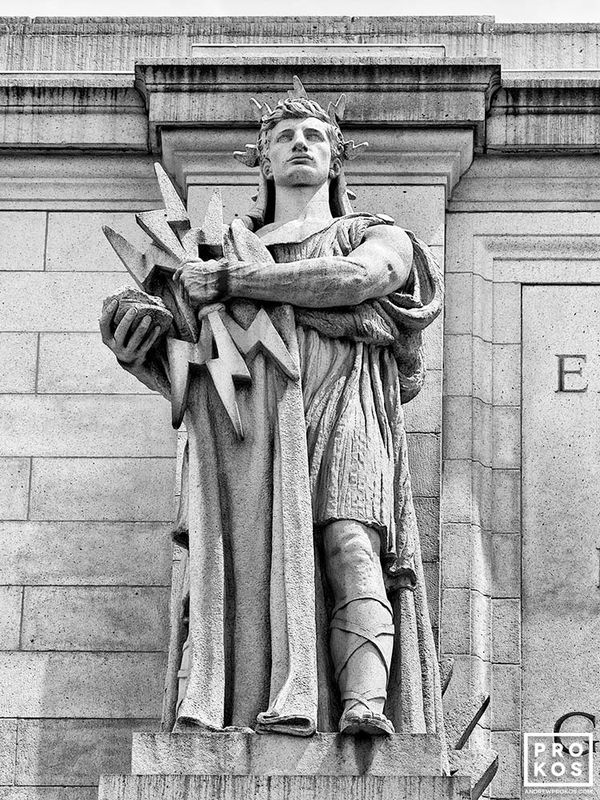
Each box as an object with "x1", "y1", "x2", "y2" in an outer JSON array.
[{"x1": 233, "y1": 75, "x2": 368, "y2": 169}]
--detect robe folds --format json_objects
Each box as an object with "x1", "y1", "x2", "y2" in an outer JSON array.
[{"x1": 160, "y1": 213, "x2": 445, "y2": 741}]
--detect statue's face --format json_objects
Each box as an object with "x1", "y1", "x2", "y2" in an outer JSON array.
[{"x1": 264, "y1": 116, "x2": 341, "y2": 188}]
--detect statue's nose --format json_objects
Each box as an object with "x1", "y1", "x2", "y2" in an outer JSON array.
[{"x1": 292, "y1": 135, "x2": 308, "y2": 151}]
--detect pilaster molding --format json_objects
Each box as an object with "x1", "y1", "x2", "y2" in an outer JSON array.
[
  {"x1": 159, "y1": 127, "x2": 474, "y2": 203},
  {"x1": 443, "y1": 210, "x2": 600, "y2": 793}
]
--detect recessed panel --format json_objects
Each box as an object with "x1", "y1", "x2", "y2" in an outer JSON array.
[{"x1": 522, "y1": 285, "x2": 600, "y2": 750}]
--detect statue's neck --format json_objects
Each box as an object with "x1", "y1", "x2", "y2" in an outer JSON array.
[
  {"x1": 272, "y1": 182, "x2": 332, "y2": 226},
  {"x1": 257, "y1": 181, "x2": 334, "y2": 245}
]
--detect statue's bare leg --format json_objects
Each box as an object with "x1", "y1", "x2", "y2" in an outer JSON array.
[{"x1": 323, "y1": 519, "x2": 395, "y2": 736}]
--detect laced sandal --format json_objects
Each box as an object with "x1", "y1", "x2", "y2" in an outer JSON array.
[
  {"x1": 330, "y1": 599, "x2": 395, "y2": 738},
  {"x1": 339, "y1": 707, "x2": 395, "y2": 736}
]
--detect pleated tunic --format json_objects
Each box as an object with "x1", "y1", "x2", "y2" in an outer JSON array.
[{"x1": 271, "y1": 218, "x2": 400, "y2": 551}]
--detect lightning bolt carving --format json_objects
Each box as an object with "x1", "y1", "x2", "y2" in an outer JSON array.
[
  {"x1": 222, "y1": 308, "x2": 299, "y2": 382},
  {"x1": 103, "y1": 163, "x2": 297, "y2": 438}
]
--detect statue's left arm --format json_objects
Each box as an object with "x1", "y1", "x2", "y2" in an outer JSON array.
[{"x1": 176, "y1": 225, "x2": 413, "y2": 308}]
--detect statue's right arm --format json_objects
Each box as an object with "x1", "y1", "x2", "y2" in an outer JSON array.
[{"x1": 99, "y1": 299, "x2": 168, "y2": 395}]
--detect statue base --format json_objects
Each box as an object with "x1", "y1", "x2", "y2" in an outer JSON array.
[
  {"x1": 97, "y1": 732, "x2": 497, "y2": 800},
  {"x1": 99, "y1": 774, "x2": 472, "y2": 799}
]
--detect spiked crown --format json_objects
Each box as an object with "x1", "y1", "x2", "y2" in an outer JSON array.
[{"x1": 233, "y1": 76, "x2": 367, "y2": 169}]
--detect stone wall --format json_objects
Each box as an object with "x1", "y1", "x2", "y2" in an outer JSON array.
[
  {"x1": 0, "y1": 82, "x2": 447, "y2": 796},
  {"x1": 0, "y1": 152, "x2": 178, "y2": 796},
  {"x1": 444, "y1": 153, "x2": 600, "y2": 797}
]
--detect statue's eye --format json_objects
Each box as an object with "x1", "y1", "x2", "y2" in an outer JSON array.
[
  {"x1": 306, "y1": 131, "x2": 325, "y2": 141},
  {"x1": 276, "y1": 131, "x2": 294, "y2": 142}
]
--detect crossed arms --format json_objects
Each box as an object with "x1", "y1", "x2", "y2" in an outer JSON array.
[
  {"x1": 176, "y1": 224, "x2": 413, "y2": 308},
  {"x1": 100, "y1": 224, "x2": 413, "y2": 374}
]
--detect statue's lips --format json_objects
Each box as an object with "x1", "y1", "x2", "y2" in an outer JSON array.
[{"x1": 288, "y1": 155, "x2": 314, "y2": 164}]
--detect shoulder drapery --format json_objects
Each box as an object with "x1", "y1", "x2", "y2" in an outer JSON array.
[{"x1": 294, "y1": 220, "x2": 443, "y2": 403}]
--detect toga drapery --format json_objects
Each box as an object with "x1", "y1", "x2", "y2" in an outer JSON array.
[{"x1": 153, "y1": 213, "x2": 444, "y2": 739}]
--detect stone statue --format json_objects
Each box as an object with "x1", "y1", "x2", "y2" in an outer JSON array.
[{"x1": 99, "y1": 78, "x2": 444, "y2": 741}]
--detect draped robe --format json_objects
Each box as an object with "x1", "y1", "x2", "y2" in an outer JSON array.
[{"x1": 154, "y1": 213, "x2": 444, "y2": 739}]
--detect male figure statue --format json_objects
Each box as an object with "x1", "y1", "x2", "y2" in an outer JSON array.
[{"x1": 100, "y1": 81, "x2": 444, "y2": 739}]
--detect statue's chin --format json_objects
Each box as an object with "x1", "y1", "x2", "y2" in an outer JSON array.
[{"x1": 276, "y1": 167, "x2": 328, "y2": 188}]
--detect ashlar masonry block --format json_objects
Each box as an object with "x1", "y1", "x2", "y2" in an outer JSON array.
[
  {"x1": 0, "y1": 273, "x2": 130, "y2": 332},
  {"x1": 414, "y1": 497, "x2": 440, "y2": 562},
  {"x1": 0, "y1": 521, "x2": 172, "y2": 586},
  {"x1": 98, "y1": 732, "x2": 478, "y2": 800},
  {"x1": 403, "y1": 370, "x2": 442, "y2": 433},
  {"x1": 46, "y1": 211, "x2": 155, "y2": 272},
  {"x1": 0, "y1": 719, "x2": 17, "y2": 784},
  {"x1": 0, "y1": 787, "x2": 97, "y2": 800},
  {"x1": 491, "y1": 599, "x2": 521, "y2": 665},
  {"x1": 38, "y1": 333, "x2": 151, "y2": 394},
  {"x1": 0, "y1": 586, "x2": 23, "y2": 650},
  {"x1": 407, "y1": 433, "x2": 440, "y2": 497},
  {"x1": 0, "y1": 458, "x2": 30, "y2": 520},
  {"x1": 443, "y1": 334, "x2": 473, "y2": 397},
  {"x1": 131, "y1": 732, "x2": 446, "y2": 776},
  {"x1": 29, "y1": 457, "x2": 176, "y2": 522},
  {"x1": 15, "y1": 719, "x2": 160, "y2": 787},
  {"x1": 0, "y1": 652, "x2": 165, "y2": 718},
  {"x1": 20, "y1": 586, "x2": 169, "y2": 651},
  {"x1": 0, "y1": 212, "x2": 46, "y2": 271},
  {"x1": 0, "y1": 333, "x2": 37, "y2": 393},
  {"x1": 492, "y1": 343, "x2": 520, "y2": 406},
  {"x1": 0, "y1": 395, "x2": 175, "y2": 458}
]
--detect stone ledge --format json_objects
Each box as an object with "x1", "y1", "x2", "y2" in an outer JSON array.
[
  {"x1": 161, "y1": 128, "x2": 474, "y2": 203},
  {"x1": 0, "y1": 154, "x2": 161, "y2": 210},
  {"x1": 131, "y1": 732, "x2": 444, "y2": 776},
  {"x1": 134, "y1": 58, "x2": 500, "y2": 154},
  {"x1": 488, "y1": 78, "x2": 600, "y2": 150},
  {"x1": 99, "y1": 774, "x2": 472, "y2": 800},
  {"x1": 0, "y1": 75, "x2": 146, "y2": 150},
  {"x1": 190, "y1": 44, "x2": 448, "y2": 58}
]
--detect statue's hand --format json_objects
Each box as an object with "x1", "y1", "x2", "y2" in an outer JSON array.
[
  {"x1": 99, "y1": 299, "x2": 163, "y2": 369},
  {"x1": 173, "y1": 258, "x2": 229, "y2": 308}
]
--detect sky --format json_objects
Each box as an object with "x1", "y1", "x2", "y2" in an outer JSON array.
[{"x1": 2, "y1": 0, "x2": 600, "y2": 22}]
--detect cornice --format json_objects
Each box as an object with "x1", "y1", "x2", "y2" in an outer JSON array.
[
  {"x1": 0, "y1": 73, "x2": 146, "y2": 150},
  {"x1": 134, "y1": 57, "x2": 501, "y2": 156},
  {"x1": 488, "y1": 74, "x2": 600, "y2": 151},
  {"x1": 2, "y1": 64, "x2": 598, "y2": 169}
]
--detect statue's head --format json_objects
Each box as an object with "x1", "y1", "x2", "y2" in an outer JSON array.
[
  {"x1": 234, "y1": 77, "x2": 367, "y2": 228},
  {"x1": 257, "y1": 97, "x2": 345, "y2": 185}
]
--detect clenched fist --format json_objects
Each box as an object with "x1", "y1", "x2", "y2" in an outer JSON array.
[{"x1": 173, "y1": 258, "x2": 230, "y2": 308}]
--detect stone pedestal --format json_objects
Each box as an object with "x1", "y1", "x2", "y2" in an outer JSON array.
[
  {"x1": 131, "y1": 732, "x2": 444, "y2": 775},
  {"x1": 97, "y1": 732, "x2": 492, "y2": 800},
  {"x1": 99, "y1": 773, "x2": 472, "y2": 800}
]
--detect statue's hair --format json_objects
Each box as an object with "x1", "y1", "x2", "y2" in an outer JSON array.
[{"x1": 257, "y1": 97, "x2": 345, "y2": 165}]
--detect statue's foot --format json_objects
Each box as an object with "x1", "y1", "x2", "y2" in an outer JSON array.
[{"x1": 339, "y1": 708, "x2": 395, "y2": 736}]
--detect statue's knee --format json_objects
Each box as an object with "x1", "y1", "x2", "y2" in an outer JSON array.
[{"x1": 324, "y1": 522, "x2": 382, "y2": 584}]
